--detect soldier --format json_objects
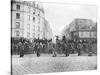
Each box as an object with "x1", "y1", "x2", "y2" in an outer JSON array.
[
  {"x1": 32, "y1": 43, "x2": 35, "y2": 54},
  {"x1": 36, "y1": 43, "x2": 41, "y2": 57},
  {"x1": 70, "y1": 42, "x2": 74, "y2": 54},
  {"x1": 74, "y1": 39, "x2": 77, "y2": 53},
  {"x1": 42, "y1": 44, "x2": 45, "y2": 53},
  {"x1": 68, "y1": 40, "x2": 72, "y2": 54},
  {"x1": 34, "y1": 43, "x2": 37, "y2": 53},
  {"x1": 19, "y1": 42, "x2": 24, "y2": 57},
  {"x1": 88, "y1": 41, "x2": 92, "y2": 56},
  {"x1": 82, "y1": 40, "x2": 87, "y2": 53},
  {"x1": 52, "y1": 43, "x2": 57, "y2": 57},
  {"x1": 77, "y1": 40, "x2": 82, "y2": 56},
  {"x1": 64, "y1": 42, "x2": 69, "y2": 57}
]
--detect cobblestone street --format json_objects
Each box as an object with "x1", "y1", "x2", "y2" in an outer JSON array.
[{"x1": 12, "y1": 54, "x2": 97, "y2": 75}]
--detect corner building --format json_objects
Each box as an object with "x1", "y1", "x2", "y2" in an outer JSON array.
[
  {"x1": 11, "y1": 0, "x2": 46, "y2": 39},
  {"x1": 68, "y1": 18, "x2": 97, "y2": 40}
]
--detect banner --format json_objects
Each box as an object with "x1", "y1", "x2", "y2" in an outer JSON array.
[
  {"x1": 91, "y1": 32, "x2": 97, "y2": 38},
  {"x1": 79, "y1": 32, "x2": 90, "y2": 38}
]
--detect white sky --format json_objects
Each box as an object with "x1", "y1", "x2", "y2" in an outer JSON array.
[{"x1": 41, "y1": 2, "x2": 97, "y2": 36}]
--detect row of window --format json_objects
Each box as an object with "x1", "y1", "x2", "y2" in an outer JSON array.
[
  {"x1": 16, "y1": 13, "x2": 40, "y2": 23},
  {"x1": 16, "y1": 13, "x2": 35, "y2": 21},
  {"x1": 16, "y1": 4, "x2": 41, "y2": 16},
  {"x1": 15, "y1": 22, "x2": 40, "y2": 32},
  {"x1": 15, "y1": 31, "x2": 40, "y2": 38},
  {"x1": 27, "y1": 33, "x2": 40, "y2": 38}
]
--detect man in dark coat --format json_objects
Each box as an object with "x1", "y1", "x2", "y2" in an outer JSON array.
[
  {"x1": 88, "y1": 41, "x2": 92, "y2": 56},
  {"x1": 64, "y1": 42, "x2": 69, "y2": 57},
  {"x1": 52, "y1": 43, "x2": 57, "y2": 57},
  {"x1": 34, "y1": 43, "x2": 37, "y2": 53},
  {"x1": 19, "y1": 42, "x2": 24, "y2": 57},
  {"x1": 36, "y1": 43, "x2": 41, "y2": 57},
  {"x1": 62, "y1": 40, "x2": 67, "y2": 56},
  {"x1": 77, "y1": 42, "x2": 82, "y2": 56}
]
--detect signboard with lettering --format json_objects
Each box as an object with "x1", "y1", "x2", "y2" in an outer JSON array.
[
  {"x1": 79, "y1": 32, "x2": 90, "y2": 38},
  {"x1": 91, "y1": 32, "x2": 97, "y2": 38}
]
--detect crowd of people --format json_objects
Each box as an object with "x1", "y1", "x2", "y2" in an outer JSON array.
[
  {"x1": 19, "y1": 40, "x2": 96, "y2": 57},
  {"x1": 11, "y1": 36, "x2": 97, "y2": 58}
]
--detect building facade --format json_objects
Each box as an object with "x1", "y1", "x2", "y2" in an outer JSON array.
[
  {"x1": 43, "y1": 19, "x2": 53, "y2": 40},
  {"x1": 11, "y1": 0, "x2": 52, "y2": 40},
  {"x1": 62, "y1": 27, "x2": 70, "y2": 39},
  {"x1": 63, "y1": 18, "x2": 97, "y2": 40}
]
